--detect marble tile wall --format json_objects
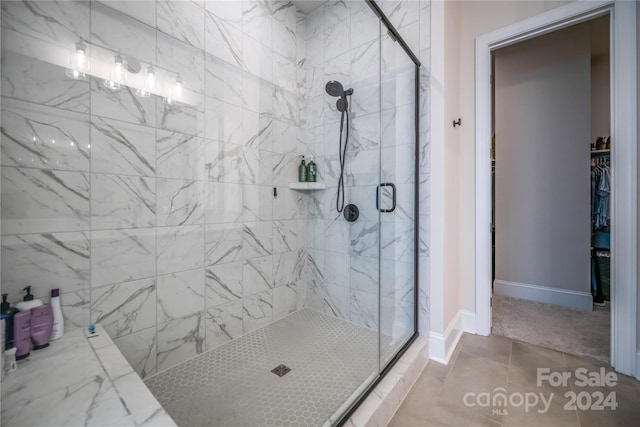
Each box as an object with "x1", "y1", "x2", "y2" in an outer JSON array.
[
  {"x1": 1, "y1": 0, "x2": 307, "y2": 377},
  {"x1": 298, "y1": 0, "x2": 430, "y2": 341}
]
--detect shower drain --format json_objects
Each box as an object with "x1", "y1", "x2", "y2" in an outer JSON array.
[{"x1": 270, "y1": 364, "x2": 291, "y2": 377}]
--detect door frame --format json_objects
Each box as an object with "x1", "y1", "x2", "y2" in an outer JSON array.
[{"x1": 475, "y1": 0, "x2": 637, "y2": 376}]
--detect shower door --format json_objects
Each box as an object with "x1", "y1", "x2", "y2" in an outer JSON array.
[{"x1": 378, "y1": 15, "x2": 418, "y2": 366}]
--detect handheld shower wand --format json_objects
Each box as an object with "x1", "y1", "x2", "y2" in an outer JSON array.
[{"x1": 325, "y1": 81, "x2": 354, "y2": 213}]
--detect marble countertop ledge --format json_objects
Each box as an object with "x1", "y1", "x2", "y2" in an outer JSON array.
[{"x1": 1, "y1": 324, "x2": 177, "y2": 427}]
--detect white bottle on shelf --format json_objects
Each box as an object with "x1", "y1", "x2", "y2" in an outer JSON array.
[{"x1": 50, "y1": 289, "x2": 64, "y2": 341}]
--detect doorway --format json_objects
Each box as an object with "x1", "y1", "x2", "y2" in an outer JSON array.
[
  {"x1": 490, "y1": 16, "x2": 611, "y2": 362},
  {"x1": 474, "y1": 0, "x2": 637, "y2": 377}
]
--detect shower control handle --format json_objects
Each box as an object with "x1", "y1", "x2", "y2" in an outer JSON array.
[{"x1": 376, "y1": 183, "x2": 396, "y2": 213}]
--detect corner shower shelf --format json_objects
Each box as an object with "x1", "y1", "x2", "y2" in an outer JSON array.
[{"x1": 289, "y1": 182, "x2": 326, "y2": 190}]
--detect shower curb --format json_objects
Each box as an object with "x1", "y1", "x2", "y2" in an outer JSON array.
[{"x1": 343, "y1": 337, "x2": 429, "y2": 427}]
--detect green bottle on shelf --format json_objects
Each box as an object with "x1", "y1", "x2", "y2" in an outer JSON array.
[
  {"x1": 298, "y1": 155, "x2": 308, "y2": 182},
  {"x1": 308, "y1": 158, "x2": 317, "y2": 182}
]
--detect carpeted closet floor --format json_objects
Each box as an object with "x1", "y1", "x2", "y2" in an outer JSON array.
[{"x1": 491, "y1": 295, "x2": 610, "y2": 362}]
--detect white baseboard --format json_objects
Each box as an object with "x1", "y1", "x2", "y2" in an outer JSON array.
[
  {"x1": 429, "y1": 309, "x2": 476, "y2": 364},
  {"x1": 494, "y1": 280, "x2": 593, "y2": 311}
]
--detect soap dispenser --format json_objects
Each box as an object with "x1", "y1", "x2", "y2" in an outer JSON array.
[
  {"x1": 298, "y1": 155, "x2": 308, "y2": 182},
  {"x1": 15, "y1": 286, "x2": 43, "y2": 312},
  {"x1": 1, "y1": 294, "x2": 17, "y2": 350}
]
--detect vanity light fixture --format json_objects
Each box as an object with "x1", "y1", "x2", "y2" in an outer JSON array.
[
  {"x1": 163, "y1": 74, "x2": 183, "y2": 105},
  {"x1": 103, "y1": 53, "x2": 126, "y2": 90},
  {"x1": 65, "y1": 39, "x2": 88, "y2": 80},
  {"x1": 135, "y1": 65, "x2": 156, "y2": 98}
]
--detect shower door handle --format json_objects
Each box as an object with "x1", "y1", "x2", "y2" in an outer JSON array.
[{"x1": 376, "y1": 183, "x2": 396, "y2": 213}]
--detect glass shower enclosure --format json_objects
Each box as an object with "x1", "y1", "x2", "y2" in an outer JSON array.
[{"x1": 0, "y1": 1, "x2": 419, "y2": 425}]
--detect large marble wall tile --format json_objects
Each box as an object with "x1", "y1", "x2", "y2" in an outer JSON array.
[
  {"x1": 205, "y1": 0, "x2": 243, "y2": 30},
  {"x1": 274, "y1": 250, "x2": 303, "y2": 287},
  {"x1": 205, "y1": 223, "x2": 243, "y2": 265},
  {"x1": 242, "y1": 33, "x2": 273, "y2": 82},
  {"x1": 91, "y1": 117, "x2": 155, "y2": 177},
  {"x1": 1, "y1": 51, "x2": 90, "y2": 113},
  {"x1": 323, "y1": 219, "x2": 350, "y2": 254},
  {"x1": 324, "y1": 23, "x2": 350, "y2": 61},
  {"x1": 273, "y1": 52, "x2": 297, "y2": 95},
  {"x1": 272, "y1": 153, "x2": 297, "y2": 187},
  {"x1": 205, "y1": 97, "x2": 243, "y2": 145},
  {"x1": 157, "y1": 96, "x2": 205, "y2": 137},
  {"x1": 205, "y1": 299, "x2": 242, "y2": 351},
  {"x1": 205, "y1": 261, "x2": 242, "y2": 308},
  {"x1": 97, "y1": 1, "x2": 156, "y2": 27},
  {"x1": 157, "y1": 178, "x2": 204, "y2": 226},
  {"x1": 381, "y1": 259, "x2": 414, "y2": 303},
  {"x1": 204, "y1": 10, "x2": 243, "y2": 68},
  {"x1": 91, "y1": 228, "x2": 155, "y2": 287},
  {"x1": 1, "y1": 98, "x2": 90, "y2": 171},
  {"x1": 242, "y1": 147, "x2": 272, "y2": 187},
  {"x1": 205, "y1": 54, "x2": 243, "y2": 106},
  {"x1": 157, "y1": 224, "x2": 205, "y2": 275},
  {"x1": 272, "y1": 120, "x2": 297, "y2": 155},
  {"x1": 350, "y1": 254, "x2": 378, "y2": 294},
  {"x1": 2, "y1": 167, "x2": 89, "y2": 234},
  {"x1": 351, "y1": 39, "x2": 378, "y2": 81},
  {"x1": 322, "y1": 1, "x2": 350, "y2": 29},
  {"x1": 157, "y1": 312, "x2": 204, "y2": 372},
  {"x1": 381, "y1": 221, "x2": 414, "y2": 263},
  {"x1": 273, "y1": 220, "x2": 297, "y2": 253},
  {"x1": 242, "y1": 0, "x2": 272, "y2": 48},
  {"x1": 157, "y1": 31, "x2": 206, "y2": 95},
  {"x1": 113, "y1": 327, "x2": 157, "y2": 379},
  {"x1": 156, "y1": 130, "x2": 205, "y2": 180},
  {"x1": 273, "y1": 88, "x2": 299, "y2": 125},
  {"x1": 205, "y1": 140, "x2": 243, "y2": 183},
  {"x1": 273, "y1": 283, "x2": 297, "y2": 320},
  {"x1": 349, "y1": 220, "x2": 379, "y2": 259},
  {"x1": 91, "y1": 277, "x2": 156, "y2": 338},
  {"x1": 242, "y1": 111, "x2": 273, "y2": 151},
  {"x1": 306, "y1": 250, "x2": 324, "y2": 282},
  {"x1": 378, "y1": 0, "x2": 420, "y2": 30},
  {"x1": 323, "y1": 251, "x2": 349, "y2": 287},
  {"x1": 59, "y1": 290, "x2": 91, "y2": 333},
  {"x1": 350, "y1": 1, "x2": 379, "y2": 50},
  {"x1": 90, "y1": 79, "x2": 157, "y2": 128},
  {"x1": 272, "y1": 20, "x2": 296, "y2": 65},
  {"x1": 157, "y1": 268, "x2": 205, "y2": 323},
  {"x1": 2, "y1": 232, "x2": 89, "y2": 299},
  {"x1": 307, "y1": 280, "x2": 349, "y2": 320},
  {"x1": 242, "y1": 185, "x2": 273, "y2": 222},
  {"x1": 242, "y1": 74, "x2": 273, "y2": 113},
  {"x1": 242, "y1": 255, "x2": 273, "y2": 295},
  {"x1": 91, "y1": 1, "x2": 156, "y2": 65},
  {"x1": 205, "y1": 182, "x2": 243, "y2": 223},
  {"x1": 157, "y1": 0, "x2": 205, "y2": 50},
  {"x1": 350, "y1": 289, "x2": 378, "y2": 330},
  {"x1": 91, "y1": 174, "x2": 156, "y2": 229},
  {"x1": 273, "y1": 186, "x2": 303, "y2": 220},
  {"x1": 242, "y1": 221, "x2": 273, "y2": 259},
  {"x1": 242, "y1": 289, "x2": 273, "y2": 333},
  {"x1": 1, "y1": 0, "x2": 90, "y2": 50}
]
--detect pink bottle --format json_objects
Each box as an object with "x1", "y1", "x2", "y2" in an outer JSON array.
[
  {"x1": 31, "y1": 304, "x2": 53, "y2": 350},
  {"x1": 13, "y1": 311, "x2": 31, "y2": 360}
]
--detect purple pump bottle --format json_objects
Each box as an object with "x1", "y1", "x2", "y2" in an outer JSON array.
[
  {"x1": 31, "y1": 304, "x2": 53, "y2": 350},
  {"x1": 13, "y1": 311, "x2": 31, "y2": 360}
]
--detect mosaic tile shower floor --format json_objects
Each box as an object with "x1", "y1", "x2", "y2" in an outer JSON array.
[{"x1": 145, "y1": 308, "x2": 397, "y2": 427}]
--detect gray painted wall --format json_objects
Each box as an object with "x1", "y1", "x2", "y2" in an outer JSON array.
[{"x1": 494, "y1": 23, "x2": 591, "y2": 300}]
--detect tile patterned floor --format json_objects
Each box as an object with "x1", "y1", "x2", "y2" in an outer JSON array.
[
  {"x1": 390, "y1": 333, "x2": 640, "y2": 427},
  {"x1": 145, "y1": 308, "x2": 397, "y2": 427}
]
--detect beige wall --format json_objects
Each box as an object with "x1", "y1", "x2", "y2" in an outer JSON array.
[
  {"x1": 494, "y1": 23, "x2": 591, "y2": 300},
  {"x1": 447, "y1": 0, "x2": 574, "y2": 317},
  {"x1": 443, "y1": 0, "x2": 462, "y2": 329}
]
